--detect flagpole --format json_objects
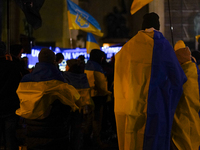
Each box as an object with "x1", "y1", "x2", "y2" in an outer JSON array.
[
  {"x1": 7, "y1": 0, "x2": 10, "y2": 54},
  {"x1": 167, "y1": 0, "x2": 174, "y2": 47},
  {"x1": 69, "y1": 29, "x2": 73, "y2": 49}
]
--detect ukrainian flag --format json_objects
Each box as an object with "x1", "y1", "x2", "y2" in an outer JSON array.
[
  {"x1": 85, "y1": 60, "x2": 111, "y2": 97},
  {"x1": 86, "y1": 33, "x2": 100, "y2": 54},
  {"x1": 67, "y1": 0, "x2": 103, "y2": 37},
  {"x1": 63, "y1": 71, "x2": 94, "y2": 107},
  {"x1": 130, "y1": 0, "x2": 153, "y2": 15},
  {"x1": 16, "y1": 62, "x2": 80, "y2": 119},
  {"x1": 171, "y1": 61, "x2": 200, "y2": 150},
  {"x1": 114, "y1": 29, "x2": 187, "y2": 150}
]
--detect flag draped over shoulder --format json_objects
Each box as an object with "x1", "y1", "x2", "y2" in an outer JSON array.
[
  {"x1": 114, "y1": 29, "x2": 187, "y2": 150},
  {"x1": 86, "y1": 33, "x2": 100, "y2": 54},
  {"x1": 16, "y1": 62, "x2": 80, "y2": 119},
  {"x1": 130, "y1": 0, "x2": 153, "y2": 15},
  {"x1": 171, "y1": 61, "x2": 200, "y2": 150},
  {"x1": 67, "y1": 0, "x2": 103, "y2": 37}
]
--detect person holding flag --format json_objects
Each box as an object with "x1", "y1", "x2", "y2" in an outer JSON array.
[{"x1": 114, "y1": 12, "x2": 187, "y2": 150}]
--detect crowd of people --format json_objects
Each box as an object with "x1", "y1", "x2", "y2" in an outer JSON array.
[{"x1": 0, "y1": 12, "x2": 200, "y2": 150}]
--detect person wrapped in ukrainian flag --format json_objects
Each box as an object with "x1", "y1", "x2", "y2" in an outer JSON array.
[
  {"x1": 85, "y1": 49, "x2": 112, "y2": 148},
  {"x1": 63, "y1": 58, "x2": 94, "y2": 149},
  {"x1": 171, "y1": 40, "x2": 200, "y2": 150},
  {"x1": 114, "y1": 12, "x2": 187, "y2": 150},
  {"x1": 15, "y1": 48, "x2": 80, "y2": 149}
]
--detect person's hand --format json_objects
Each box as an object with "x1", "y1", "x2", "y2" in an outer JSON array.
[
  {"x1": 175, "y1": 47, "x2": 191, "y2": 65},
  {"x1": 5, "y1": 54, "x2": 13, "y2": 61}
]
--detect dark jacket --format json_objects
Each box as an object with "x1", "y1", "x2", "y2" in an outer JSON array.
[
  {"x1": 12, "y1": 56, "x2": 29, "y2": 77},
  {"x1": 0, "y1": 57, "x2": 22, "y2": 115}
]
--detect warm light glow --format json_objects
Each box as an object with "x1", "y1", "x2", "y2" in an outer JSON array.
[
  {"x1": 103, "y1": 43, "x2": 117, "y2": 47},
  {"x1": 103, "y1": 43, "x2": 110, "y2": 47}
]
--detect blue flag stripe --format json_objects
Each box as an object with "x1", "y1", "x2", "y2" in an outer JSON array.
[
  {"x1": 67, "y1": 0, "x2": 101, "y2": 30},
  {"x1": 143, "y1": 30, "x2": 186, "y2": 150},
  {"x1": 87, "y1": 33, "x2": 98, "y2": 43}
]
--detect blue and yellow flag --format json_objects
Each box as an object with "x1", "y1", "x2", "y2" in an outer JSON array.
[
  {"x1": 171, "y1": 61, "x2": 200, "y2": 150},
  {"x1": 16, "y1": 62, "x2": 80, "y2": 119},
  {"x1": 63, "y1": 71, "x2": 94, "y2": 107},
  {"x1": 130, "y1": 0, "x2": 153, "y2": 15},
  {"x1": 67, "y1": 0, "x2": 103, "y2": 37},
  {"x1": 85, "y1": 60, "x2": 112, "y2": 97},
  {"x1": 114, "y1": 29, "x2": 187, "y2": 150},
  {"x1": 86, "y1": 33, "x2": 100, "y2": 54}
]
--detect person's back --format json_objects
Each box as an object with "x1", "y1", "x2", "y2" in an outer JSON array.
[
  {"x1": 171, "y1": 40, "x2": 200, "y2": 150},
  {"x1": 0, "y1": 55, "x2": 21, "y2": 116},
  {"x1": 84, "y1": 49, "x2": 112, "y2": 148},
  {"x1": 15, "y1": 48, "x2": 80, "y2": 150},
  {"x1": 0, "y1": 41, "x2": 22, "y2": 150},
  {"x1": 63, "y1": 59, "x2": 94, "y2": 150},
  {"x1": 114, "y1": 12, "x2": 187, "y2": 150}
]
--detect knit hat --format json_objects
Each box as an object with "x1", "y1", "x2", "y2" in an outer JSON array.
[
  {"x1": 142, "y1": 12, "x2": 160, "y2": 30},
  {"x1": 0, "y1": 41, "x2": 6, "y2": 56},
  {"x1": 38, "y1": 48, "x2": 56, "y2": 64},
  {"x1": 174, "y1": 40, "x2": 191, "y2": 65},
  {"x1": 174, "y1": 40, "x2": 186, "y2": 51}
]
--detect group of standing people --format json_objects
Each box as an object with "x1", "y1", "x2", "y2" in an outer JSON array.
[
  {"x1": 0, "y1": 11, "x2": 200, "y2": 150},
  {"x1": 0, "y1": 41, "x2": 114, "y2": 150}
]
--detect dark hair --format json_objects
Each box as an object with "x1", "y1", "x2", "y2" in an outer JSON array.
[
  {"x1": 89, "y1": 49, "x2": 105, "y2": 64},
  {"x1": 56, "y1": 53, "x2": 64, "y2": 62},
  {"x1": 142, "y1": 12, "x2": 160, "y2": 30},
  {"x1": 78, "y1": 55, "x2": 85, "y2": 61},
  {"x1": 38, "y1": 48, "x2": 56, "y2": 64}
]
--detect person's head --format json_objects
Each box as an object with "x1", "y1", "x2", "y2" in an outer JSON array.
[
  {"x1": 56, "y1": 53, "x2": 64, "y2": 64},
  {"x1": 142, "y1": 12, "x2": 160, "y2": 30},
  {"x1": 10, "y1": 44, "x2": 23, "y2": 59},
  {"x1": 77, "y1": 55, "x2": 85, "y2": 61},
  {"x1": 0, "y1": 41, "x2": 6, "y2": 56},
  {"x1": 38, "y1": 48, "x2": 56, "y2": 64},
  {"x1": 89, "y1": 49, "x2": 105, "y2": 65},
  {"x1": 174, "y1": 40, "x2": 186, "y2": 51},
  {"x1": 66, "y1": 59, "x2": 85, "y2": 74},
  {"x1": 174, "y1": 40, "x2": 191, "y2": 65}
]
